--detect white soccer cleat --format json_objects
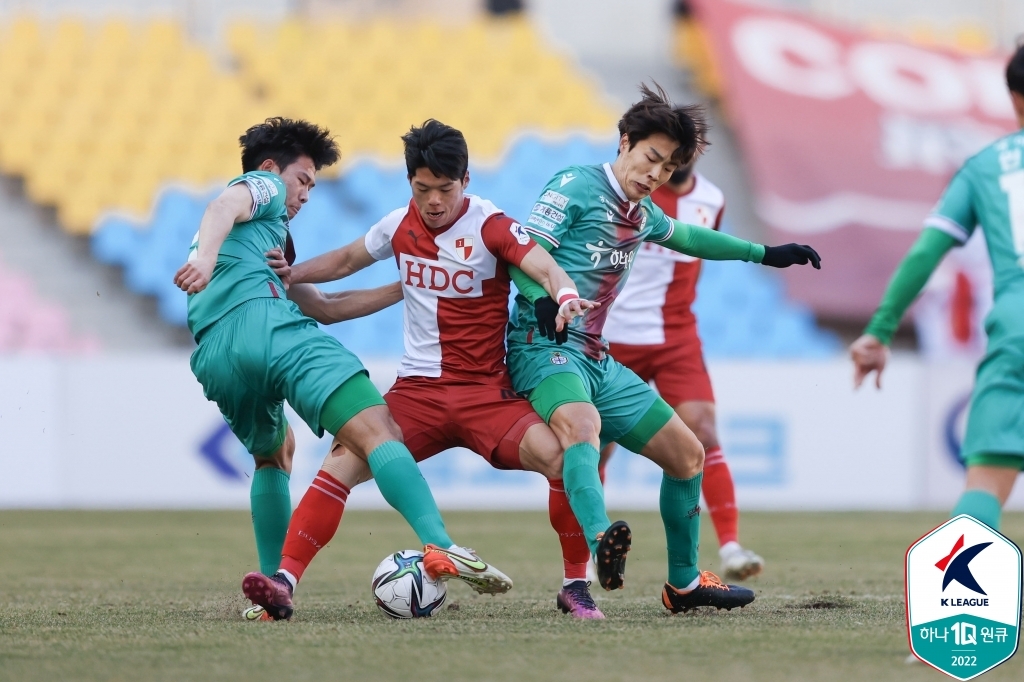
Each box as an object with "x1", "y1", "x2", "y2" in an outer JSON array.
[
  {"x1": 422, "y1": 544, "x2": 513, "y2": 594},
  {"x1": 720, "y1": 542, "x2": 764, "y2": 581}
]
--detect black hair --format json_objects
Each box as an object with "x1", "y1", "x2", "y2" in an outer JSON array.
[
  {"x1": 617, "y1": 82, "x2": 709, "y2": 164},
  {"x1": 239, "y1": 117, "x2": 340, "y2": 173},
  {"x1": 1008, "y1": 43, "x2": 1024, "y2": 96},
  {"x1": 402, "y1": 119, "x2": 469, "y2": 181}
]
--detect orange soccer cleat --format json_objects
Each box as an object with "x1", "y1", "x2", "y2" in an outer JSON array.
[{"x1": 422, "y1": 544, "x2": 513, "y2": 595}]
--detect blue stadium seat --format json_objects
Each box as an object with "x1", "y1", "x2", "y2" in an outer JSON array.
[{"x1": 92, "y1": 135, "x2": 840, "y2": 358}]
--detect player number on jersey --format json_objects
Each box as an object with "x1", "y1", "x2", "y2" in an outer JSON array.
[{"x1": 999, "y1": 169, "x2": 1024, "y2": 268}]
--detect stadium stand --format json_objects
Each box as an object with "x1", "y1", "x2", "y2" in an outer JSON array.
[
  {"x1": 0, "y1": 253, "x2": 97, "y2": 353},
  {"x1": 0, "y1": 14, "x2": 838, "y2": 357},
  {"x1": 0, "y1": 16, "x2": 616, "y2": 234}
]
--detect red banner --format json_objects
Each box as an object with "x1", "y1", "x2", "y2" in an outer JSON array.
[{"x1": 693, "y1": 0, "x2": 1014, "y2": 318}]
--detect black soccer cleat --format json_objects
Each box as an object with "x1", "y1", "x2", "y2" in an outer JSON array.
[
  {"x1": 242, "y1": 571, "x2": 294, "y2": 621},
  {"x1": 661, "y1": 571, "x2": 756, "y2": 613},
  {"x1": 595, "y1": 520, "x2": 631, "y2": 591}
]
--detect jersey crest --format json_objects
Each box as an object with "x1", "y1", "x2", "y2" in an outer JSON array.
[{"x1": 454, "y1": 237, "x2": 473, "y2": 261}]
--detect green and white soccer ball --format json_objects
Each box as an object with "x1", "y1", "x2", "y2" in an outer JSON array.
[{"x1": 371, "y1": 549, "x2": 447, "y2": 619}]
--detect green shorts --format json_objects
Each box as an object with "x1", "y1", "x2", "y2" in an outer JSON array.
[
  {"x1": 961, "y1": 338, "x2": 1024, "y2": 471},
  {"x1": 506, "y1": 340, "x2": 662, "y2": 449},
  {"x1": 190, "y1": 298, "x2": 370, "y2": 456}
]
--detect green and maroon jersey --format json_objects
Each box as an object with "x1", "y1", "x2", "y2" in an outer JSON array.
[{"x1": 507, "y1": 163, "x2": 675, "y2": 359}]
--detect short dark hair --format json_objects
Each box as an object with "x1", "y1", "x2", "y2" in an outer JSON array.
[
  {"x1": 1007, "y1": 44, "x2": 1024, "y2": 96},
  {"x1": 617, "y1": 82, "x2": 709, "y2": 165},
  {"x1": 239, "y1": 117, "x2": 340, "y2": 173},
  {"x1": 402, "y1": 119, "x2": 469, "y2": 181}
]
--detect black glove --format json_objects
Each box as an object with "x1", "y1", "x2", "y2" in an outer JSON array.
[
  {"x1": 762, "y1": 243, "x2": 821, "y2": 269},
  {"x1": 535, "y1": 296, "x2": 568, "y2": 344}
]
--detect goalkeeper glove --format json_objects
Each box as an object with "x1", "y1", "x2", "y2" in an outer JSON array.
[{"x1": 761, "y1": 243, "x2": 821, "y2": 269}]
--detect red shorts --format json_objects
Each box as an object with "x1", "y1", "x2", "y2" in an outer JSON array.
[
  {"x1": 383, "y1": 376, "x2": 543, "y2": 470},
  {"x1": 608, "y1": 328, "x2": 715, "y2": 407}
]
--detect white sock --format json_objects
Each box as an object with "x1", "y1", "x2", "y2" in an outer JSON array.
[
  {"x1": 719, "y1": 541, "x2": 741, "y2": 558},
  {"x1": 676, "y1": 574, "x2": 701, "y2": 594},
  {"x1": 563, "y1": 577, "x2": 586, "y2": 587},
  {"x1": 278, "y1": 569, "x2": 297, "y2": 589}
]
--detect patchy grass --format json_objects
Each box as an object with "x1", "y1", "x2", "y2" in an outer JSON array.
[{"x1": 0, "y1": 510, "x2": 1021, "y2": 682}]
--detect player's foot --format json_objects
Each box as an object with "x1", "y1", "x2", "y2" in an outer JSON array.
[
  {"x1": 241, "y1": 572, "x2": 294, "y2": 621},
  {"x1": 242, "y1": 604, "x2": 273, "y2": 621},
  {"x1": 594, "y1": 520, "x2": 631, "y2": 591},
  {"x1": 556, "y1": 580, "x2": 605, "y2": 619},
  {"x1": 661, "y1": 571, "x2": 756, "y2": 613},
  {"x1": 422, "y1": 544, "x2": 513, "y2": 594},
  {"x1": 719, "y1": 541, "x2": 765, "y2": 581}
]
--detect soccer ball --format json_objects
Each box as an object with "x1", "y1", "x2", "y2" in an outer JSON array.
[{"x1": 371, "y1": 549, "x2": 447, "y2": 619}]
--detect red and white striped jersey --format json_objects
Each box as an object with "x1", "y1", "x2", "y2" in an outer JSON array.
[
  {"x1": 364, "y1": 194, "x2": 536, "y2": 380},
  {"x1": 603, "y1": 172, "x2": 725, "y2": 345}
]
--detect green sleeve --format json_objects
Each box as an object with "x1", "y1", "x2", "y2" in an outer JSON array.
[
  {"x1": 659, "y1": 219, "x2": 766, "y2": 263},
  {"x1": 509, "y1": 265, "x2": 549, "y2": 303},
  {"x1": 228, "y1": 171, "x2": 287, "y2": 221},
  {"x1": 863, "y1": 228, "x2": 959, "y2": 345}
]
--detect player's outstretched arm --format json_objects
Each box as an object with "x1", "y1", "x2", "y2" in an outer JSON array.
[
  {"x1": 287, "y1": 282, "x2": 404, "y2": 325},
  {"x1": 851, "y1": 227, "x2": 958, "y2": 389},
  {"x1": 662, "y1": 219, "x2": 822, "y2": 269},
  {"x1": 289, "y1": 236, "x2": 378, "y2": 285},
  {"x1": 173, "y1": 183, "x2": 253, "y2": 294}
]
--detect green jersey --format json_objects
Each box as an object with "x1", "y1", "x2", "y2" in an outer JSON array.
[
  {"x1": 925, "y1": 130, "x2": 1024, "y2": 339},
  {"x1": 186, "y1": 171, "x2": 291, "y2": 340},
  {"x1": 509, "y1": 163, "x2": 675, "y2": 359}
]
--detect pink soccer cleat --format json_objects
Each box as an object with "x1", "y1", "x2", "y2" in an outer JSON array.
[{"x1": 556, "y1": 580, "x2": 605, "y2": 619}]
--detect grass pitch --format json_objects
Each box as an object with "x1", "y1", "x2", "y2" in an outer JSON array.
[{"x1": 0, "y1": 510, "x2": 1021, "y2": 682}]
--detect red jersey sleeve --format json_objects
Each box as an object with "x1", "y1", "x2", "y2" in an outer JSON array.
[{"x1": 480, "y1": 214, "x2": 536, "y2": 267}]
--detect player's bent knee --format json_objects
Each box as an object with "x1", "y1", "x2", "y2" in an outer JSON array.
[
  {"x1": 320, "y1": 444, "x2": 373, "y2": 488},
  {"x1": 548, "y1": 403, "x2": 601, "y2": 446},
  {"x1": 335, "y1": 405, "x2": 405, "y2": 460},
  {"x1": 254, "y1": 425, "x2": 295, "y2": 474}
]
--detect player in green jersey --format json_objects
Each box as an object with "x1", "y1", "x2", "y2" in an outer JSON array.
[
  {"x1": 851, "y1": 46, "x2": 1024, "y2": 533},
  {"x1": 506, "y1": 83, "x2": 822, "y2": 613},
  {"x1": 174, "y1": 118, "x2": 511, "y2": 620}
]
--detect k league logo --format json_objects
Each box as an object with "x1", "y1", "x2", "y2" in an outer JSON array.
[{"x1": 905, "y1": 515, "x2": 1021, "y2": 680}]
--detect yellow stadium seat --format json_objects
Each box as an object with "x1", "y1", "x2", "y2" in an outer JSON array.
[
  {"x1": 0, "y1": 15, "x2": 620, "y2": 233},
  {"x1": 952, "y1": 24, "x2": 994, "y2": 54}
]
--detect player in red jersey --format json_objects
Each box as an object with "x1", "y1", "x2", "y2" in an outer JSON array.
[
  {"x1": 601, "y1": 162, "x2": 764, "y2": 580},
  {"x1": 242, "y1": 120, "x2": 606, "y2": 620}
]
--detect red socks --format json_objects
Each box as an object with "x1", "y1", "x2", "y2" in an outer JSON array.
[
  {"x1": 548, "y1": 479, "x2": 591, "y2": 581},
  {"x1": 702, "y1": 447, "x2": 738, "y2": 546},
  {"x1": 279, "y1": 470, "x2": 350, "y2": 584}
]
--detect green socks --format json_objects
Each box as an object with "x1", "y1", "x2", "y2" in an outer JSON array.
[
  {"x1": 563, "y1": 443, "x2": 611, "y2": 554},
  {"x1": 250, "y1": 467, "x2": 292, "y2": 576},
  {"x1": 368, "y1": 441, "x2": 453, "y2": 547},
  {"x1": 952, "y1": 489, "x2": 1002, "y2": 530},
  {"x1": 661, "y1": 472, "x2": 703, "y2": 589}
]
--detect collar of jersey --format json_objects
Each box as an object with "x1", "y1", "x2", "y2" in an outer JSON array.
[
  {"x1": 411, "y1": 196, "x2": 471, "y2": 235},
  {"x1": 602, "y1": 162, "x2": 636, "y2": 211}
]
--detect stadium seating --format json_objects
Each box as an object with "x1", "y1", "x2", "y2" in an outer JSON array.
[
  {"x1": 0, "y1": 16, "x2": 616, "y2": 235},
  {"x1": 91, "y1": 134, "x2": 839, "y2": 358},
  {"x1": 0, "y1": 15, "x2": 838, "y2": 357},
  {"x1": 0, "y1": 257, "x2": 97, "y2": 353}
]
